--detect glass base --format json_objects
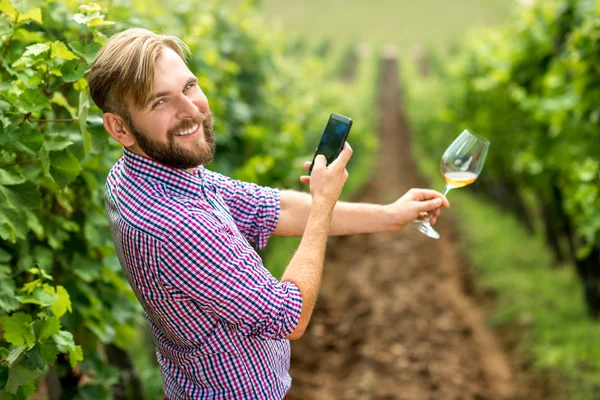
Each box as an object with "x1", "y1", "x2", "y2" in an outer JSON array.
[{"x1": 414, "y1": 220, "x2": 440, "y2": 239}]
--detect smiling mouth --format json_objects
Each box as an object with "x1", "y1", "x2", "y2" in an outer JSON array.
[{"x1": 174, "y1": 124, "x2": 201, "y2": 137}]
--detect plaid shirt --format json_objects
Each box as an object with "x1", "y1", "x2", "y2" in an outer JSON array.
[{"x1": 105, "y1": 149, "x2": 303, "y2": 399}]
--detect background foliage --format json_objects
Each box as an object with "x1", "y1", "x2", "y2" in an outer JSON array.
[
  {"x1": 0, "y1": 0, "x2": 376, "y2": 398},
  {"x1": 402, "y1": 0, "x2": 600, "y2": 397}
]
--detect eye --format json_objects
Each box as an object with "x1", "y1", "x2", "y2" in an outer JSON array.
[
  {"x1": 152, "y1": 99, "x2": 165, "y2": 109},
  {"x1": 183, "y1": 82, "x2": 196, "y2": 92}
]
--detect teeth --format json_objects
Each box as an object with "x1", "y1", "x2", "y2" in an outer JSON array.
[{"x1": 176, "y1": 124, "x2": 199, "y2": 136}]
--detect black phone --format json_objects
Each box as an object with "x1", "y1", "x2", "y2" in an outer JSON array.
[{"x1": 308, "y1": 113, "x2": 353, "y2": 175}]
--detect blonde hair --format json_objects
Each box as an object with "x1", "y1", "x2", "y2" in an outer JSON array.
[{"x1": 89, "y1": 28, "x2": 190, "y2": 116}]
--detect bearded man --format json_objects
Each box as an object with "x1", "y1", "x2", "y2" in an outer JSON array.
[{"x1": 89, "y1": 28, "x2": 449, "y2": 399}]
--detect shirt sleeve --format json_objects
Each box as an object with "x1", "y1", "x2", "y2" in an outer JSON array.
[
  {"x1": 204, "y1": 170, "x2": 279, "y2": 249},
  {"x1": 159, "y1": 213, "x2": 302, "y2": 340}
]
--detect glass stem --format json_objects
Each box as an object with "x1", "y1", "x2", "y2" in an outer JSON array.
[{"x1": 422, "y1": 185, "x2": 451, "y2": 224}]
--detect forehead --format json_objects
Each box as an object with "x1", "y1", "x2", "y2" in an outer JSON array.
[{"x1": 153, "y1": 48, "x2": 192, "y2": 87}]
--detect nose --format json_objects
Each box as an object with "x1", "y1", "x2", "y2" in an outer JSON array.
[{"x1": 175, "y1": 94, "x2": 200, "y2": 120}]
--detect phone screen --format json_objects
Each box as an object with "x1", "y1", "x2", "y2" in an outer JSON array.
[
  {"x1": 317, "y1": 118, "x2": 350, "y2": 163},
  {"x1": 309, "y1": 114, "x2": 352, "y2": 174}
]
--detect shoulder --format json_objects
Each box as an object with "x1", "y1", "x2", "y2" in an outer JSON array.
[{"x1": 107, "y1": 170, "x2": 200, "y2": 240}]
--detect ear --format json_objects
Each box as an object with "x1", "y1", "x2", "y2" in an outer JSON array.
[{"x1": 103, "y1": 113, "x2": 135, "y2": 147}]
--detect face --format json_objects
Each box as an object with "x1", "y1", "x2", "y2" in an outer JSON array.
[{"x1": 125, "y1": 48, "x2": 215, "y2": 170}]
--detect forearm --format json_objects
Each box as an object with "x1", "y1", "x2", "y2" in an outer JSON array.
[
  {"x1": 280, "y1": 205, "x2": 332, "y2": 339},
  {"x1": 275, "y1": 190, "x2": 395, "y2": 236}
]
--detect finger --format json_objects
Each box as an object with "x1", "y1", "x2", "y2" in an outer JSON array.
[
  {"x1": 313, "y1": 154, "x2": 327, "y2": 170},
  {"x1": 430, "y1": 216, "x2": 437, "y2": 225},
  {"x1": 409, "y1": 189, "x2": 450, "y2": 208},
  {"x1": 416, "y1": 197, "x2": 443, "y2": 213},
  {"x1": 331, "y1": 142, "x2": 353, "y2": 168},
  {"x1": 304, "y1": 161, "x2": 311, "y2": 171},
  {"x1": 300, "y1": 176, "x2": 310, "y2": 185}
]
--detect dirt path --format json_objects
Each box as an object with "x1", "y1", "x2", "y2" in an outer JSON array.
[{"x1": 287, "y1": 51, "x2": 518, "y2": 400}]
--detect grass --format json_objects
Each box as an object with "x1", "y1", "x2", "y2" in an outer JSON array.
[{"x1": 259, "y1": 0, "x2": 513, "y2": 48}]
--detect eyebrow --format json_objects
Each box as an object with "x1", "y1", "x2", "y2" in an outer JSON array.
[{"x1": 146, "y1": 77, "x2": 198, "y2": 107}]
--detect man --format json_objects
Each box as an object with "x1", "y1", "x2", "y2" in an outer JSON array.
[{"x1": 89, "y1": 28, "x2": 449, "y2": 399}]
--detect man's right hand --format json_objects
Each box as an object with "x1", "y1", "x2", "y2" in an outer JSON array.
[{"x1": 307, "y1": 142, "x2": 353, "y2": 211}]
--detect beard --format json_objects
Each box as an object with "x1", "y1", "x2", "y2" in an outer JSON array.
[{"x1": 126, "y1": 111, "x2": 216, "y2": 170}]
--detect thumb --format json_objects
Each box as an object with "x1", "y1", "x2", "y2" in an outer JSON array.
[{"x1": 416, "y1": 197, "x2": 442, "y2": 213}]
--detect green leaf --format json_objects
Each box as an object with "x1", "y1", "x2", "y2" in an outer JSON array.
[
  {"x1": 72, "y1": 253, "x2": 101, "y2": 282},
  {"x1": 48, "y1": 149, "x2": 82, "y2": 188},
  {"x1": 5, "y1": 365, "x2": 40, "y2": 394},
  {"x1": 0, "y1": 17, "x2": 13, "y2": 36},
  {"x1": 0, "y1": 100, "x2": 11, "y2": 114},
  {"x1": 38, "y1": 316, "x2": 60, "y2": 340},
  {"x1": 15, "y1": 89, "x2": 51, "y2": 114},
  {"x1": 60, "y1": 60, "x2": 86, "y2": 82},
  {"x1": 78, "y1": 91, "x2": 91, "y2": 154},
  {"x1": 0, "y1": 182, "x2": 41, "y2": 209},
  {"x1": 0, "y1": 279, "x2": 19, "y2": 312},
  {"x1": 25, "y1": 345, "x2": 44, "y2": 371},
  {"x1": 33, "y1": 246, "x2": 53, "y2": 271},
  {"x1": 5, "y1": 346, "x2": 26, "y2": 366},
  {"x1": 31, "y1": 287, "x2": 57, "y2": 306},
  {"x1": 46, "y1": 285, "x2": 71, "y2": 318},
  {"x1": 0, "y1": 204, "x2": 28, "y2": 242},
  {"x1": 9, "y1": 0, "x2": 43, "y2": 13},
  {"x1": 16, "y1": 124, "x2": 43, "y2": 154},
  {"x1": 38, "y1": 340, "x2": 58, "y2": 365},
  {"x1": 68, "y1": 345, "x2": 83, "y2": 369},
  {"x1": 50, "y1": 41, "x2": 77, "y2": 61},
  {"x1": 0, "y1": 313, "x2": 34, "y2": 346},
  {"x1": 69, "y1": 41, "x2": 102, "y2": 64},
  {"x1": 20, "y1": 43, "x2": 49, "y2": 57},
  {"x1": 0, "y1": 169, "x2": 25, "y2": 185},
  {"x1": 52, "y1": 330, "x2": 75, "y2": 353}
]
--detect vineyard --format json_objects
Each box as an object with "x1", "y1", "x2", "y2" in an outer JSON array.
[{"x1": 1, "y1": 0, "x2": 599, "y2": 399}]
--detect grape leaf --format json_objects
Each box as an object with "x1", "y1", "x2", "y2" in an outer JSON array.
[
  {"x1": 0, "y1": 169, "x2": 25, "y2": 185},
  {"x1": 52, "y1": 330, "x2": 75, "y2": 353},
  {"x1": 15, "y1": 88, "x2": 51, "y2": 114},
  {"x1": 0, "y1": 279, "x2": 19, "y2": 313},
  {"x1": 68, "y1": 345, "x2": 83, "y2": 369},
  {"x1": 9, "y1": 0, "x2": 43, "y2": 14},
  {"x1": 38, "y1": 316, "x2": 61, "y2": 340},
  {"x1": 0, "y1": 17, "x2": 12, "y2": 36},
  {"x1": 5, "y1": 365, "x2": 40, "y2": 394},
  {"x1": 25, "y1": 345, "x2": 44, "y2": 371},
  {"x1": 0, "y1": 313, "x2": 34, "y2": 346},
  {"x1": 0, "y1": 204, "x2": 28, "y2": 242},
  {"x1": 44, "y1": 285, "x2": 71, "y2": 318},
  {"x1": 5, "y1": 345, "x2": 26, "y2": 366},
  {"x1": 38, "y1": 340, "x2": 58, "y2": 365},
  {"x1": 48, "y1": 150, "x2": 82, "y2": 188},
  {"x1": 50, "y1": 41, "x2": 77, "y2": 61},
  {"x1": 0, "y1": 182, "x2": 41, "y2": 209},
  {"x1": 69, "y1": 41, "x2": 102, "y2": 64},
  {"x1": 60, "y1": 60, "x2": 86, "y2": 82}
]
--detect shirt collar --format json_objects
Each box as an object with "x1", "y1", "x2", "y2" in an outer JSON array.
[{"x1": 122, "y1": 148, "x2": 206, "y2": 199}]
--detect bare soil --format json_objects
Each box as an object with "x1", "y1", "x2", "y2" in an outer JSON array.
[{"x1": 287, "y1": 53, "x2": 522, "y2": 400}]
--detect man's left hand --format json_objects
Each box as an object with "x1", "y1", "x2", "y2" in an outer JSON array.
[{"x1": 386, "y1": 188, "x2": 450, "y2": 231}]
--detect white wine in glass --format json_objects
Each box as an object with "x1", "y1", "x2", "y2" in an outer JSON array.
[{"x1": 415, "y1": 129, "x2": 490, "y2": 239}]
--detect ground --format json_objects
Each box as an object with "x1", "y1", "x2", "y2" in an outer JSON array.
[{"x1": 287, "y1": 53, "x2": 521, "y2": 400}]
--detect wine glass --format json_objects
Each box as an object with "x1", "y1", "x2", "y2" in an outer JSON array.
[{"x1": 414, "y1": 129, "x2": 490, "y2": 239}]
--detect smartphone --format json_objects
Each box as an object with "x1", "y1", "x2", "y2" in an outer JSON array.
[{"x1": 308, "y1": 113, "x2": 353, "y2": 175}]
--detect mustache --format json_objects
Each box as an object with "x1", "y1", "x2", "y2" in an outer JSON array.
[{"x1": 167, "y1": 111, "x2": 212, "y2": 138}]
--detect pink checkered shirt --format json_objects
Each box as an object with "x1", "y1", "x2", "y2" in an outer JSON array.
[{"x1": 105, "y1": 149, "x2": 303, "y2": 399}]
